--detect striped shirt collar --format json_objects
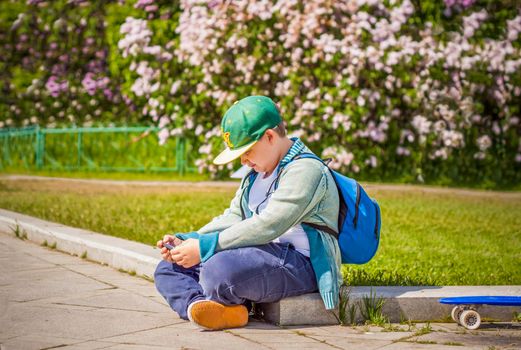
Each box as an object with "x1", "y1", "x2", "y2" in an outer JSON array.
[
  {"x1": 243, "y1": 137, "x2": 306, "y2": 185},
  {"x1": 278, "y1": 137, "x2": 306, "y2": 170}
]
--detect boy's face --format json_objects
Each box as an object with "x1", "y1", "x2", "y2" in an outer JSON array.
[{"x1": 239, "y1": 130, "x2": 279, "y2": 174}]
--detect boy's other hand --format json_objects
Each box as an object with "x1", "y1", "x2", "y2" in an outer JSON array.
[
  {"x1": 170, "y1": 238, "x2": 201, "y2": 268},
  {"x1": 157, "y1": 234, "x2": 183, "y2": 262}
]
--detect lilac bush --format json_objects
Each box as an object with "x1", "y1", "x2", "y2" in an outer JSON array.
[
  {"x1": 112, "y1": 0, "x2": 520, "y2": 186},
  {"x1": 0, "y1": 0, "x2": 135, "y2": 129},
  {"x1": 1, "y1": 0, "x2": 520, "y2": 188}
]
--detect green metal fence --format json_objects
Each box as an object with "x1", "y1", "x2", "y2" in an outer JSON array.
[{"x1": 0, "y1": 125, "x2": 196, "y2": 174}]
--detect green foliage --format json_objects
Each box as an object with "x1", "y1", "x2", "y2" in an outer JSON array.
[
  {"x1": 359, "y1": 289, "x2": 388, "y2": 326},
  {"x1": 11, "y1": 222, "x2": 27, "y2": 240},
  {"x1": 332, "y1": 287, "x2": 357, "y2": 326},
  {"x1": 0, "y1": 0, "x2": 520, "y2": 188},
  {"x1": 414, "y1": 323, "x2": 433, "y2": 336}
]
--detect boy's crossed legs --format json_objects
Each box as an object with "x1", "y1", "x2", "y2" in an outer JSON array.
[{"x1": 154, "y1": 242, "x2": 317, "y2": 330}]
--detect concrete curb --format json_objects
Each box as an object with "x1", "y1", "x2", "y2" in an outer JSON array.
[
  {"x1": 1, "y1": 209, "x2": 519, "y2": 326},
  {"x1": 259, "y1": 286, "x2": 521, "y2": 325},
  {"x1": 0, "y1": 209, "x2": 160, "y2": 279}
]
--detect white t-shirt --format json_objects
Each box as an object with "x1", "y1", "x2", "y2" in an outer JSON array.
[{"x1": 248, "y1": 169, "x2": 310, "y2": 257}]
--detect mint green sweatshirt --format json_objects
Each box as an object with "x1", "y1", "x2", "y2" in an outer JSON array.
[{"x1": 178, "y1": 138, "x2": 342, "y2": 310}]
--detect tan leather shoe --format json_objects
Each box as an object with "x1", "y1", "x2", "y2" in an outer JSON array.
[{"x1": 187, "y1": 300, "x2": 249, "y2": 330}]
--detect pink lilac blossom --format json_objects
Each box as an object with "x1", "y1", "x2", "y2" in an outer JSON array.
[
  {"x1": 118, "y1": 17, "x2": 152, "y2": 57},
  {"x1": 81, "y1": 73, "x2": 110, "y2": 96},
  {"x1": 45, "y1": 76, "x2": 69, "y2": 97},
  {"x1": 444, "y1": 0, "x2": 475, "y2": 9},
  {"x1": 118, "y1": 0, "x2": 521, "y2": 176}
]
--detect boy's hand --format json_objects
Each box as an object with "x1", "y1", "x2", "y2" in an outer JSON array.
[
  {"x1": 170, "y1": 238, "x2": 201, "y2": 268},
  {"x1": 157, "y1": 234, "x2": 183, "y2": 262}
]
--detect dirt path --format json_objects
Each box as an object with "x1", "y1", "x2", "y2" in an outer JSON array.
[{"x1": 1, "y1": 174, "x2": 520, "y2": 199}]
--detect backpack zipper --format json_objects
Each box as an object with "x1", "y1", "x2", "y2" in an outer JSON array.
[
  {"x1": 373, "y1": 200, "x2": 380, "y2": 238},
  {"x1": 353, "y1": 182, "x2": 361, "y2": 229}
]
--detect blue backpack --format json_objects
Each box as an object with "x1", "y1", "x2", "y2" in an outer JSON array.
[{"x1": 284, "y1": 153, "x2": 381, "y2": 264}]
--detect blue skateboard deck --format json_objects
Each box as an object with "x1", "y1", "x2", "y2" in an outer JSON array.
[{"x1": 439, "y1": 296, "x2": 521, "y2": 306}]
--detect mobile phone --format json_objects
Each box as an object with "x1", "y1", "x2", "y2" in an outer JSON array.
[{"x1": 163, "y1": 242, "x2": 174, "y2": 250}]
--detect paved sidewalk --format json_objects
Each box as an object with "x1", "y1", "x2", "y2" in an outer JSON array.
[{"x1": 1, "y1": 233, "x2": 520, "y2": 350}]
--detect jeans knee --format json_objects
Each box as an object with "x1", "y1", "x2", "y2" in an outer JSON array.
[
  {"x1": 154, "y1": 260, "x2": 172, "y2": 281},
  {"x1": 199, "y1": 262, "x2": 221, "y2": 296},
  {"x1": 199, "y1": 258, "x2": 237, "y2": 300},
  {"x1": 155, "y1": 259, "x2": 170, "y2": 273}
]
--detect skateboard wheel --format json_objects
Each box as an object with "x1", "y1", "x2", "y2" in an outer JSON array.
[
  {"x1": 459, "y1": 309, "x2": 481, "y2": 330},
  {"x1": 451, "y1": 306, "x2": 464, "y2": 324}
]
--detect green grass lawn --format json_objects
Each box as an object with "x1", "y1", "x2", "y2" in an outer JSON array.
[{"x1": 0, "y1": 178, "x2": 519, "y2": 286}]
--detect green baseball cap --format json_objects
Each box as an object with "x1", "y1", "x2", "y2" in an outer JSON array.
[{"x1": 214, "y1": 96, "x2": 282, "y2": 165}]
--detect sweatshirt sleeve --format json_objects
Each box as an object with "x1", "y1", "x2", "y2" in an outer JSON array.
[{"x1": 198, "y1": 159, "x2": 328, "y2": 261}]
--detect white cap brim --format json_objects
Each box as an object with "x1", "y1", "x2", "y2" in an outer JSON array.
[{"x1": 213, "y1": 141, "x2": 257, "y2": 165}]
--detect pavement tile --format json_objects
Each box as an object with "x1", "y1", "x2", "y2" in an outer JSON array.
[
  {"x1": 252, "y1": 342, "x2": 340, "y2": 349},
  {"x1": 61, "y1": 261, "x2": 140, "y2": 280},
  {"x1": 230, "y1": 332, "x2": 318, "y2": 344},
  {"x1": 288, "y1": 325, "x2": 415, "y2": 342},
  {"x1": 318, "y1": 331, "x2": 411, "y2": 342},
  {"x1": 21, "y1": 301, "x2": 99, "y2": 312},
  {"x1": 101, "y1": 345, "x2": 166, "y2": 350},
  {"x1": 411, "y1": 328, "x2": 521, "y2": 349},
  {"x1": 476, "y1": 323, "x2": 521, "y2": 334},
  {"x1": 0, "y1": 334, "x2": 85, "y2": 350},
  {"x1": 429, "y1": 322, "x2": 461, "y2": 332},
  {"x1": 49, "y1": 288, "x2": 169, "y2": 313},
  {"x1": 0, "y1": 254, "x2": 56, "y2": 273},
  {"x1": 60, "y1": 262, "x2": 161, "y2": 296},
  {"x1": 413, "y1": 322, "x2": 455, "y2": 332},
  {"x1": 2, "y1": 266, "x2": 113, "y2": 303},
  {"x1": 58, "y1": 340, "x2": 119, "y2": 350},
  {"x1": 305, "y1": 336, "x2": 391, "y2": 350},
  {"x1": 284, "y1": 324, "x2": 363, "y2": 336},
  {"x1": 227, "y1": 320, "x2": 289, "y2": 334},
  {"x1": 37, "y1": 250, "x2": 95, "y2": 266},
  {"x1": 2, "y1": 302, "x2": 177, "y2": 341},
  {"x1": 379, "y1": 342, "x2": 483, "y2": 349},
  {"x1": 100, "y1": 323, "x2": 270, "y2": 349}
]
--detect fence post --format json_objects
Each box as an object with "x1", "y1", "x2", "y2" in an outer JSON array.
[
  {"x1": 175, "y1": 137, "x2": 179, "y2": 173},
  {"x1": 3, "y1": 130, "x2": 10, "y2": 168},
  {"x1": 35, "y1": 125, "x2": 42, "y2": 169},
  {"x1": 41, "y1": 131, "x2": 46, "y2": 168},
  {"x1": 77, "y1": 129, "x2": 83, "y2": 168},
  {"x1": 175, "y1": 136, "x2": 185, "y2": 175}
]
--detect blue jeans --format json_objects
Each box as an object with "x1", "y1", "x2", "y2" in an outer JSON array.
[{"x1": 154, "y1": 242, "x2": 317, "y2": 320}]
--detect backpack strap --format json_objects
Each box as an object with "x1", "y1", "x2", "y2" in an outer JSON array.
[
  {"x1": 279, "y1": 152, "x2": 340, "y2": 238},
  {"x1": 273, "y1": 152, "x2": 329, "y2": 191},
  {"x1": 293, "y1": 153, "x2": 333, "y2": 166},
  {"x1": 240, "y1": 169, "x2": 257, "y2": 220}
]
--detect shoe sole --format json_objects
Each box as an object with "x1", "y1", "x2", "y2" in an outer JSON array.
[
  {"x1": 187, "y1": 300, "x2": 248, "y2": 331},
  {"x1": 187, "y1": 300, "x2": 212, "y2": 330}
]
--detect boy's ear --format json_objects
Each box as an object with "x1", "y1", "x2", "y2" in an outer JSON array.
[{"x1": 265, "y1": 129, "x2": 276, "y2": 143}]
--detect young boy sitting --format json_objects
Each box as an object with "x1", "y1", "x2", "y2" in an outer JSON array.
[{"x1": 155, "y1": 95, "x2": 342, "y2": 330}]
